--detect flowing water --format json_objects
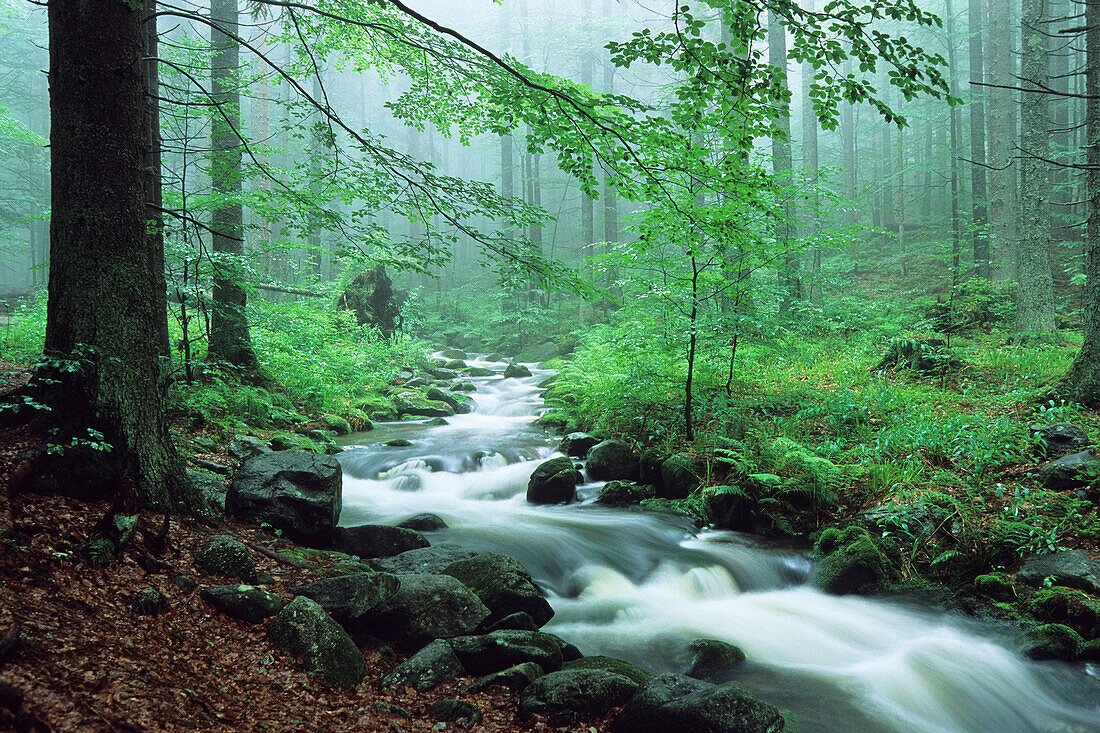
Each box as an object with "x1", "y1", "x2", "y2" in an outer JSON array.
[{"x1": 338, "y1": 354, "x2": 1100, "y2": 733}]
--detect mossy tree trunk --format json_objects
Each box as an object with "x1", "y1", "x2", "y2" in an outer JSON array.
[
  {"x1": 43, "y1": 0, "x2": 209, "y2": 514},
  {"x1": 1059, "y1": 0, "x2": 1100, "y2": 402}
]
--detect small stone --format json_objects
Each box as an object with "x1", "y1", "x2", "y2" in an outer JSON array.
[
  {"x1": 171, "y1": 575, "x2": 197, "y2": 591},
  {"x1": 430, "y1": 699, "x2": 481, "y2": 726},
  {"x1": 194, "y1": 535, "x2": 257, "y2": 583},
  {"x1": 202, "y1": 585, "x2": 284, "y2": 623},
  {"x1": 133, "y1": 588, "x2": 166, "y2": 616}
]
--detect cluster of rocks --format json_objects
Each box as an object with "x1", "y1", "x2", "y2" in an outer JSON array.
[
  {"x1": 184, "y1": 445, "x2": 787, "y2": 730},
  {"x1": 1033, "y1": 423, "x2": 1100, "y2": 503},
  {"x1": 525, "y1": 434, "x2": 702, "y2": 506}
]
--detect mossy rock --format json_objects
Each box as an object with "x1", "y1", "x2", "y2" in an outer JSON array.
[
  {"x1": 1022, "y1": 623, "x2": 1085, "y2": 661},
  {"x1": 354, "y1": 394, "x2": 399, "y2": 421},
  {"x1": 813, "y1": 527, "x2": 899, "y2": 595},
  {"x1": 973, "y1": 573, "x2": 1017, "y2": 603},
  {"x1": 1025, "y1": 587, "x2": 1100, "y2": 639},
  {"x1": 597, "y1": 481, "x2": 656, "y2": 506},
  {"x1": 321, "y1": 415, "x2": 353, "y2": 436},
  {"x1": 443, "y1": 359, "x2": 467, "y2": 369},
  {"x1": 562, "y1": 656, "x2": 652, "y2": 685},
  {"x1": 195, "y1": 535, "x2": 257, "y2": 583},
  {"x1": 535, "y1": 413, "x2": 571, "y2": 430},
  {"x1": 465, "y1": 367, "x2": 493, "y2": 377},
  {"x1": 269, "y1": 432, "x2": 323, "y2": 453}
]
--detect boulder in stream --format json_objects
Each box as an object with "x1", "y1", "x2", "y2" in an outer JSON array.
[
  {"x1": 527, "y1": 456, "x2": 579, "y2": 505},
  {"x1": 443, "y1": 551, "x2": 554, "y2": 626},
  {"x1": 659, "y1": 454, "x2": 700, "y2": 500},
  {"x1": 226, "y1": 451, "x2": 342, "y2": 547},
  {"x1": 562, "y1": 656, "x2": 652, "y2": 685},
  {"x1": 392, "y1": 391, "x2": 454, "y2": 418},
  {"x1": 813, "y1": 526, "x2": 898, "y2": 596},
  {"x1": 332, "y1": 524, "x2": 429, "y2": 559},
  {"x1": 685, "y1": 638, "x2": 746, "y2": 681},
  {"x1": 504, "y1": 363, "x2": 533, "y2": 378},
  {"x1": 370, "y1": 543, "x2": 480, "y2": 574},
  {"x1": 558, "y1": 432, "x2": 600, "y2": 457},
  {"x1": 396, "y1": 513, "x2": 448, "y2": 532},
  {"x1": 366, "y1": 573, "x2": 491, "y2": 647},
  {"x1": 586, "y1": 440, "x2": 639, "y2": 481},
  {"x1": 1023, "y1": 623, "x2": 1085, "y2": 661},
  {"x1": 447, "y1": 629, "x2": 567, "y2": 675}
]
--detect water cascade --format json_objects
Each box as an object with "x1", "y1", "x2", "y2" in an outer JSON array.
[{"x1": 338, "y1": 354, "x2": 1100, "y2": 733}]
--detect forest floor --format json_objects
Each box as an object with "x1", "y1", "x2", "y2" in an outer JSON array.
[{"x1": 0, "y1": 424, "x2": 618, "y2": 732}]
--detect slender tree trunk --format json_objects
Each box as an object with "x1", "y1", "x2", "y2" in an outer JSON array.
[
  {"x1": 969, "y1": 0, "x2": 991, "y2": 278},
  {"x1": 801, "y1": 3, "x2": 822, "y2": 303},
  {"x1": 685, "y1": 254, "x2": 699, "y2": 442},
  {"x1": 769, "y1": 11, "x2": 797, "y2": 308},
  {"x1": 841, "y1": 61, "x2": 858, "y2": 274},
  {"x1": 987, "y1": 0, "x2": 1019, "y2": 280},
  {"x1": 40, "y1": 0, "x2": 206, "y2": 512},
  {"x1": 580, "y1": 0, "x2": 594, "y2": 248},
  {"x1": 208, "y1": 0, "x2": 258, "y2": 369},
  {"x1": 1059, "y1": 2, "x2": 1100, "y2": 400},
  {"x1": 1016, "y1": 0, "x2": 1058, "y2": 336},
  {"x1": 946, "y1": 0, "x2": 963, "y2": 277}
]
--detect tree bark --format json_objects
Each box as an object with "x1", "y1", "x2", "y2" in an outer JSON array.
[
  {"x1": 42, "y1": 0, "x2": 207, "y2": 513},
  {"x1": 769, "y1": 10, "x2": 798, "y2": 308},
  {"x1": 208, "y1": 0, "x2": 259, "y2": 369},
  {"x1": 1015, "y1": 0, "x2": 1058, "y2": 337},
  {"x1": 987, "y1": 0, "x2": 1019, "y2": 280},
  {"x1": 1059, "y1": 2, "x2": 1100, "y2": 401},
  {"x1": 969, "y1": 0, "x2": 991, "y2": 278},
  {"x1": 801, "y1": 1, "x2": 822, "y2": 304}
]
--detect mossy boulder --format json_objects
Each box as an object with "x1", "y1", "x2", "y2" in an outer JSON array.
[
  {"x1": 1022, "y1": 623, "x2": 1085, "y2": 661},
  {"x1": 440, "y1": 348, "x2": 468, "y2": 360},
  {"x1": 201, "y1": 584, "x2": 284, "y2": 623},
  {"x1": 1032, "y1": 423, "x2": 1090, "y2": 458},
  {"x1": 355, "y1": 393, "x2": 398, "y2": 421},
  {"x1": 813, "y1": 527, "x2": 898, "y2": 595},
  {"x1": 562, "y1": 656, "x2": 652, "y2": 685},
  {"x1": 392, "y1": 391, "x2": 454, "y2": 418},
  {"x1": 321, "y1": 415, "x2": 352, "y2": 436},
  {"x1": 194, "y1": 535, "x2": 257, "y2": 583},
  {"x1": 504, "y1": 363, "x2": 533, "y2": 378},
  {"x1": 443, "y1": 552, "x2": 554, "y2": 627},
  {"x1": 1017, "y1": 549, "x2": 1100, "y2": 595},
  {"x1": 611, "y1": 673, "x2": 784, "y2": 733},
  {"x1": 366, "y1": 573, "x2": 491, "y2": 647},
  {"x1": 380, "y1": 639, "x2": 465, "y2": 692},
  {"x1": 559, "y1": 432, "x2": 600, "y2": 457},
  {"x1": 290, "y1": 572, "x2": 400, "y2": 628},
  {"x1": 370, "y1": 543, "x2": 480, "y2": 574},
  {"x1": 527, "y1": 456, "x2": 579, "y2": 505},
  {"x1": 333, "y1": 524, "x2": 429, "y2": 559},
  {"x1": 465, "y1": 661, "x2": 544, "y2": 693},
  {"x1": 597, "y1": 480, "x2": 656, "y2": 506},
  {"x1": 685, "y1": 638, "x2": 746, "y2": 681},
  {"x1": 443, "y1": 359, "x2": 467, "y2": 369},
  {"x1": 448, "y1": 630, "x2": 567, "y2": 675},
  {"x1": 267, "y1": 596, "x2": 367, "y2": 688},
  {"x1": 659, "y1": 454, "x2": 700, "y2": 500},
  {"x1": 586, "y1": 440, "x2": 639, "y2": 481},
  {"x1": 465, "y1": 367, "x2": 494, "y2": 377},
  {"x1": 973, "y1": 573, "x2": 1017, "y2": 603},
  {"x1": 518, "y1": 668, "x2": 640, "y2": 727},
  {"x1": 1025, "y1": 587, "x2": 1100, "y2": 639}
]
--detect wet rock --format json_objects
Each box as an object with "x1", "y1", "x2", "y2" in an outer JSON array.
[
  {"x1": 518, "y1": 668, "x2": 639, "y2": 726},
  {"x1": 371, "y1": 544, "x2": 481, "y2": 575},
  {"x1": 452, "y1": 381, "x2": 477, "y2": 392},
  {"x1": 686, "y1": 639, "x2": 746, "y2": 681},
  {"x1": 485, "y1": 353, "x2": 504, "y2": 362},
  {"x1": 1025, "y1": 587, "x2": 1100, "y2": 639},
  {"x1": 486, "y1": 612, "x2": 539, "y2": 632},
  {"x1": 440, "y1": 348, "x2": 468, "y2": 360},
  {"x1": 426, "y1": 387, "x2": 460, "y2": 411},
  {"x1": 586, "y1": 440, "x2": 639, "y2": 481},
  {"x1": 659, "y1": 454, "x2": 700, "y2": 500},
  {"x1": 188, "y1": 469, "x2": 226, "y2": 513},
  {"x1": 202, "y1": 585, "x2": 284, "y2": 623},
  {"x1": 450, "y1": 393, "x2": 475, "y2": 414},
  {"x1": 1017, "y1": 550, "x2": 1100, "y2": 595},
  {"x1": 443, "y1": 359, "x2": 467, "y2": 370},
  {"x1": 597, "y1": 481, "x2": 656, "y2": 506},
  {"x1": 381, "y1": 639, "x2": 465, "y2": 692},
  {"x1": 267, "y1": 596, "x2": 367, "y2": 688},
  {"x1": 559, "y1": 432, "x2": 600, "y2": 458},
  {"x1": 612, "y1": 673, "x2": 784, "y2": 733},
  {"x1": 367, "y1": 574, "x2": 491, "y2": 647},
  {"x1": 527, "y1": 456, "x2": 579, "y2": 505},
  {"x1": 464, "y1": 661, "x2": 544, "y2": 693},
  {"x1": 392, "y1": 391, "x2": 454, "y2": 418},
  {"x1": 396, "y1": 513, "x2": 449, "y2": 532},
  {"x1": 1039, "y1": 450, "x2": 1100, "y2": 491},
  {"x1": 226, "y1": 451, "x2": 342, "y2": 548},
  {"x1": 383, "y1": 439, "x2": 412, "y2": 447},
  {"x1": 194, "y1": 535, "x2": 257, "y2": 583},
  {"x1": 448, "y1": 630, "x2": 566, "y2": 675},
  {"x1": 465, "y1": 367, "x2": 494, "y2": 377},
  {"x1": 562, "y1": 656, "x2": 652, "y2": 685},
  {"x1": 290, "y1": 572, "x2": 399, "y2": 627},
  {"x1": 427, "y1": 368, "x2": 459, "y2": 381},
  {"x1": 813, "y1": 527, "x2": 898, "y2": 596},
  {"x1": 504, "y1": 363, "x2": 532, "y2": 379},
  {"x1": 1033, "y1": 423, "x2": 1090, "y2": 458},
  {"x1": 443, "y1": 552, "x2": 554, "y2": 627},
  {"x1": 1022, "y1": 623, "x2": 1084, "y2": 661},
  {"x1": 321, "y1": 415, "x2": 352, "y2": 435},
  {"x1": 228, "y1": 435, "x2": 271, "y2": 462},
  {"x1": 333, "y1": 524, "x2": 429, "y2": 559}
]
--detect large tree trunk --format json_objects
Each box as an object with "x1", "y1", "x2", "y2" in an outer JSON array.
[
  {"x1": 1059, "y1": 3, "x2": 1100, "y2": 401},
  {"x1": 1015, "y1": 0, "x2": 1058, "y2": 337},
  {"x1": 945, "y1": 0, "x2": 963, "y2": 278},
  {"x1": 208, "y1": 0, "x2": 259, "y2": 369},
  {"x1": 969, "y1": 0, "x2": 991, "y2": 279},
  {"x1": 42, "y1": 0, "x2": 207, "y2": 513},
  {"x1": 987, "y1": 0, "x2": 1018, "y2": 280}
]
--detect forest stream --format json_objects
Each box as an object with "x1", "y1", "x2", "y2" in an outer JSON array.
[{"x1": 336, "y1": 353, "x2": 1100, "y2": 733}]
